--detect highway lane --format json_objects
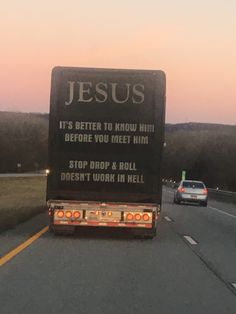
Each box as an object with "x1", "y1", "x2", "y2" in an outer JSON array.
[
  {"x1": 0, "y1": 192, "x2": 236, "y2": 313},
  {"x1": 163, "y1": 186, "x2": 236, "y2": 286}
]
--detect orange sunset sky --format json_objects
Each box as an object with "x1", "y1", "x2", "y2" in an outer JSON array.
[{"x1": 0, "y1": 0, "x2": 236, "y2": 124}]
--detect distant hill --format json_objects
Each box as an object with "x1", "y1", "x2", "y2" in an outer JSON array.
[
  {"x1": 0, "y1": 111, "x2": 235, "y2": 191},
  {"x1": 166, "y1": 122, "x2": 236, "y2": 133}
]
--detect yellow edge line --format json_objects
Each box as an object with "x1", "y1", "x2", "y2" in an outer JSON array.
[{"x1": 0, "y1": 226, "x2": 49, "y2": 267}]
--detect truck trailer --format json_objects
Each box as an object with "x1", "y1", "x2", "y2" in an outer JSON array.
[{"x1": 47, "y1": 66, "x2": 166, "y2": 238}]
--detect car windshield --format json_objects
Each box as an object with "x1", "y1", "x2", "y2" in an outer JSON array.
[{"x1": 182, "y1": 181, "x2": 205, "y2": 189}]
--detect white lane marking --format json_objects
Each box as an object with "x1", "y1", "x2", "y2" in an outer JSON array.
[
  {"x1": 208, "y1": 206, "x2": 236, "y2": 219},
  {"x1": 232, "y1": 283, "x2": 236, "y2": 289},
  {"x1": 164, "y1": 216, "x2": 172, "y2": 222},
  {"x1": 184, "y1": 235, "x2": 198, "y2": 245}
]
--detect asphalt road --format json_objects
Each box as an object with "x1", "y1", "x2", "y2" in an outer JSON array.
[{"x1": 0, "y1": 188, "x2": 236, "y2": 314}]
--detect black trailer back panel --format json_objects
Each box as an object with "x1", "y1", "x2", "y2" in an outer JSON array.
[{"x1": 47, "y1": 67, "x2": 166, "y2": 203}]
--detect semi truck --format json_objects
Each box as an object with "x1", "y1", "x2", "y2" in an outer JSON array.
[{"x1": 47, "y1": 66, "x2": 166, "y2": 238}]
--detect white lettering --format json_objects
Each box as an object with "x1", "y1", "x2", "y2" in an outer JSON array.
[
  {"x1": 92, "y1": 173, "x2": 115, "y2": 182},
  {"x1": 78, "y1": 82, "x2": 93, "y2": 102},
  {"x1": 61, "y1": 172, "x2": 91, "y2": 182},
  {"x1": 90, "y1": 161, "x2": 110, "y2": 170},
  {"x1": 132, "y1": 84, "x2": 145, "y2": 104},
  {"x1": 75, "y1": 122, "x2": 102, "y2": 131},
  {"x1": 133, "y1": 136, "x2": 149, "y2": 144},
  {"x1": 94, "y1": 134, "x2": 109, "y2": 143},
  {"x1": 65, "y1": 133, "x2": 93, "y2": 143},
  {"x1": 95, "y1": 82, "x2": 108, "y2": 102},
  {"x1": 115, "y1": 123, "x2": 137, "y2": 132},
  {"x1": 111, "y1": 83, "x2": 130, "y2": 104},
  {"x1": 69, "y1": 161, "x2": 88, "y2": 169},
  {"x1": 64, "y1": 81, "x2": 145, "y2": 105},
  {"x1": 111, "y1": 135, "x2": 131, "y2": 144},
  {"x1": 65, "y1": 81, "x2": 75, "y2": 106},
  {"x1": 127, "y1": 175, "x2": 144, "y2": 184}
]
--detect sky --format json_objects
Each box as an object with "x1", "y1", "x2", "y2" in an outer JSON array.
[{"x1": 0, "y1": 0, "x2": 236, "y2": 124}]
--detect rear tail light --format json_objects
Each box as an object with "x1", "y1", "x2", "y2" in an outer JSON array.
[
  {"x1": 108, "y1": 211, "x2": 112, "y2": 217},
  {"x1": 178, "y1": 187, "x2": 185, "y2": 193},
  {"x1": 57, "y1": 210, "x2": 64, "y2": 218},
  {"x1": 203, "y1": 188, "x2": 208, "y2": 195},
  {"x1": 65, "y1": 211, "x2": 72, "y2": 218},
  {"x1": 73, "y1": 211, "x2": 80, "y2": 219},
  {"x1": 135, "y1": 213, "x2": 141, "y2": 221},
  {"x1": 127, "y1": 213, "x2": 134, "y2": 220}
]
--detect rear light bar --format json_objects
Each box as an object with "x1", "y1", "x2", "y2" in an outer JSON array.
[
  {"x1": 55, "y1": 210, "x2": 82, "y2": 219},
  {"x1": 54, "y1": 207, "x2": 155, "y2": 224},
  {"x1": 125, "y1": 212, "x2": 152, "y2": 222}
]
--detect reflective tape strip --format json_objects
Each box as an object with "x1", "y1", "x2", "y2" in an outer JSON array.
[
  {"x1": 53, "y1": 221, "x2": 152, "y2": 228},
  {"x1": 106, "y1": 222, "x2": 120, "y2": 227},
  {"x1": 87, "y1": 222, "x2": 99, "y2": 226},
  {"x1": 54, "y1": 221, "x2": 68, "y2": 225}
]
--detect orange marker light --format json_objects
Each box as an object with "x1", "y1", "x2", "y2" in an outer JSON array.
[
  {"x1": 57, "y1": 210, "x2": 64, "y2": 218},
  {"x1": 108, "y1": 211, "x2": 112, "y2": 217},
  {"x1": 135, "y1": 213, "x2": 142, "y2": 221},
  {"x1": 127, "y1": 213, "x2": 134, "y2": 220},
  {"x1": 65, "y1": 211, "x2": 72, "y2": 218},
  {"x1": 73, "y1": 211, "x2": 80, "y2": 219},
  {"x1": 143, "y1": 214, "x2": 150, "y2": 221}
]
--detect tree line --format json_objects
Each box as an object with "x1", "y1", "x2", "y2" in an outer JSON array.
[
  {"x1": 163, "y1": 123, "x2": 236, "y2": 191},
  {"x1": 0, "y1": 111, "x2": 235, "y2": 191}
]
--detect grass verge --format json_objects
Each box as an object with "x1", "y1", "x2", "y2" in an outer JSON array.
[{"x1": 0, "y1": 176, "x2": 46, "y2": 232}]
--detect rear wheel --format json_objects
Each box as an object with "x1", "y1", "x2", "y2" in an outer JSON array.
[{"x1": 201, "y1": 201, "x2": 208, "y2": 207}]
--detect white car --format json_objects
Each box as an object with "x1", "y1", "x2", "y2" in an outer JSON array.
[{"x1": 173, "y1": 180, "x2": 208, "y2": 206}]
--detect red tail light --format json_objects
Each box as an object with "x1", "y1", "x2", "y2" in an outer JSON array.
[
  {"x1": 203, "y1": 188, "x2": 208, "y2": 195},
  {"x1": 178, "y1": 187, "x2": 185, "y2": 193}
]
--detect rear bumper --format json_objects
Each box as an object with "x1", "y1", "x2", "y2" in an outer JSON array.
[
  {"x1": 48, "y1": 200, "x2": 160, "y2": 230},
  {"x1": 53, "y1": 220, "x2": 153, "y2": 228},
  {"x1": 180, "y1": 194, "x2": 207, "y2": 202}
]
